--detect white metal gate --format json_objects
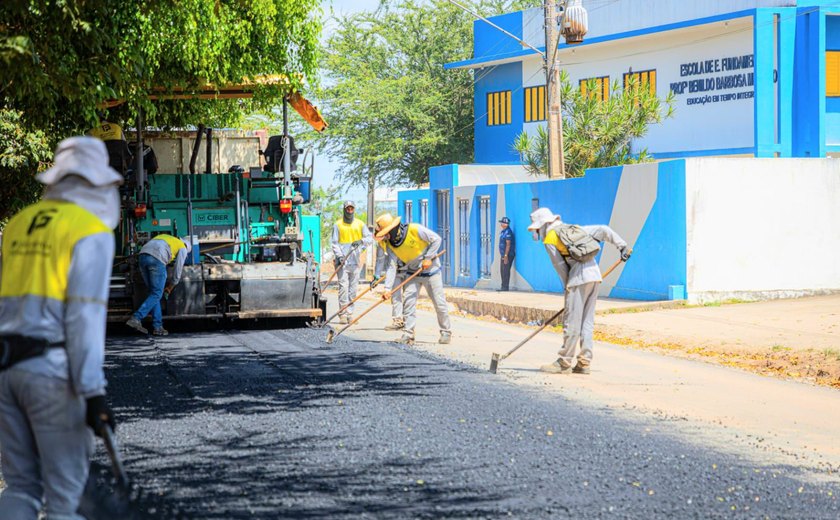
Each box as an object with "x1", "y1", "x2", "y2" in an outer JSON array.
[
  {"x1": 435, "y1": 190, "x2": 450, "y2": 280},
  {"x1": 458, "y1": 199, "x2": 470, "y2": 277},
  {"x1": 479, "y1": 196, "x2": 492, "y2": 279}
]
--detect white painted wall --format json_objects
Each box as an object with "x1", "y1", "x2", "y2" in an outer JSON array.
[
  {"x1": 685, "y1": 158, "x2": 840, "y2": 302},
  {"x1": 457, "y1": 164, "x2": 533, "y2": 186},
  {"x1": 521, "y1": 1, "x2": 793, "y2": 49},
  {"x1": 521, "y1": 18, "x2": 756, "y2": 155}
]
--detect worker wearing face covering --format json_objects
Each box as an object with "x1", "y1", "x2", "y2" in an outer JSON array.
[
  {"x1": 373, "y1": 213, "x2": 451, "y2": 345},
  {"x1": 528, "y1": 207, "x2": 630, "y2": 375},
  {"x1": 331, "y1": 201, "x2": 372, "y2": 324},
  {"x1": 0, "y1": 136, "x2": 122, "y2": 519}
]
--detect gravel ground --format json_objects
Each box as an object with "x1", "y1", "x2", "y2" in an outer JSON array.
[{"x1": 96, "y1": 327, "x2": 840, "y2": 519}]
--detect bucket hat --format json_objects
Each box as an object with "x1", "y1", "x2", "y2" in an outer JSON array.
[
  {"x1": 37, "y1": 136, "x2": 123, "y2": 187},
  {"x1": 527, "y1": 207, "x2": 560, "y2": 231},
  {"x1": 374, "y1": 213, "x2": 402, "y2": 238}
]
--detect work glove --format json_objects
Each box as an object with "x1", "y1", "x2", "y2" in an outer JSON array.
[
  {"x1": 351, "y1": 240, "x2": 362, "y2": 248},
  {"x1": 620, "y1": 247, "x2": 632, "y2": 262},
  {"x1": 334, "y1": 256, "x2": 344, "y2": 269},
  {"x1": 85, "y1": 395, "x2": 116, "y2": 437},
  {"x1": 163, "y1": 284, "x2": 174, "y2": 300},
  {"x1": 370, "y1": 275, "x2": 380, "y2": 288},
  {"x1": 421, "y1": 258, "x2": 433, "y2": 271}
]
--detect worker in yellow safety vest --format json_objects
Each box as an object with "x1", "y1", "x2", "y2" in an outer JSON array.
[
  {"x1": 126, "y1": 234, "x2": 192, "y2": 336},
  {"x1": 331, "y1": 201, "x2": 372, "y2": 323},
  {"x1": 374, "y1": 213, "x2": 451, "y2": 345},
  {"x1": 0, "y1": 136, "x2": 122, "y2": 518}
]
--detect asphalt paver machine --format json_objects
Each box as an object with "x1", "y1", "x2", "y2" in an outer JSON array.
[{"x1": 107, "y1": 87, "x2": 328, "y2": 325}]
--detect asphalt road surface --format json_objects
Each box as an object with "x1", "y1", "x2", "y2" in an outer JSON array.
[{"x1": 101, "y1": 327, "x2": 840, "y2": 519}]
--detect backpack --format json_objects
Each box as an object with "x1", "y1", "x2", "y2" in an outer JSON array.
[{"x1": 552, "y1": 223, "x2": 601, "y2": 263}]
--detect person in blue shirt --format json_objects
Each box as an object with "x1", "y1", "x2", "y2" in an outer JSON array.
[{"x1": 498, "y1": 216, "x2": 515, "y2": 291}]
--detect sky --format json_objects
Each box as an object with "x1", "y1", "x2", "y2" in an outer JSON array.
[{"x1": 313, "y1": 0, "x2": 403, "y2": 203}]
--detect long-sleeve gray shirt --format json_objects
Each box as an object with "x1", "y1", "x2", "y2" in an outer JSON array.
[
  {"x1": 0, "y1": 232, "x2": 113, "y2": 397},
  {"x1": 374, "y1": 243, "x2": 407, "y2": 290},
  {"x1": 544, "y1": 224, "x2": 627, "y2": 289},
  {"x1": 331, "y1": 220, "x2": 373, "y2": 268},
  {"x1": 140, "y1": 238, "x2": 188, "y2": 285}
]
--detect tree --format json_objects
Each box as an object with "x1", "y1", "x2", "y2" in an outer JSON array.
[
  {"x1": 513, "y1": 74, "x2": 676, "y2": 178},
  {"x1": 0, "y1": 109, "x2": 51, "y2": 224},
  {"x1": 1, "y1": 0, "x2": 322, "y2": 221},
  {"x1": 316, "y1": 0, "x2": 541, "y2": 221}
]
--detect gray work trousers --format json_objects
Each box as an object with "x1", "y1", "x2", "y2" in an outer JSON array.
[
  {"x1": 403, "y1": 272, "x2": 451, "y2": 336},
  {"x1": 0, "y1": 367, "x2": 93, "y2": 520},
  {"x1": 338, "y1": 263, "x2": 361, "y2": 317},
  {"x1": 391, "y1": 273, "x2": 405, "y2": 320},
  {"x1": 558, "y1": 281, "x2": 600, "y2": 368}
]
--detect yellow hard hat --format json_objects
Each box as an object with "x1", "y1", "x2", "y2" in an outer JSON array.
[{"x1": 374, "y1": 213, "x2": 402, "y2": 238}]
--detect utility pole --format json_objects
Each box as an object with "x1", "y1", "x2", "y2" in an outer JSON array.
[{"x1": 545, "y1": 0, "x2": 565, "y2": 179}]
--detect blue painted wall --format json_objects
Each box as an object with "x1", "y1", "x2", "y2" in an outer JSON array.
[
  {"x1": 474, "y1": 62, "x2": 524, "y2": 164},
  {"x1": 418, "y1": 161, "x2": 689, "y2": 300},
  {"x1": 474, "y1": 11, "x2": 522, "y2": 60}
]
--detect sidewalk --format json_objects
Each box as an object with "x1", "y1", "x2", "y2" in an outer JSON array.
[{"x1": 444, "y1": 287, "x2": 840, "y2": 389}]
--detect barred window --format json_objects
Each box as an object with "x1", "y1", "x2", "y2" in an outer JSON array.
[
  {"x1": 579, "y1": 76, "x2": 610, "y2": 101},
  {"x1": 486, "y1": 90, "x2": 512, "y2": 126},
  {"x1": 524, "y1": 85, "x2": 546, "y2": 122},
  {"x1": 623, "y1": 69, "x2": 657, "y2": 96}
]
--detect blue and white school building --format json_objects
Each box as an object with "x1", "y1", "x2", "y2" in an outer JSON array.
[{"x1": 397, "y1": 0, "x2": 840, "y2": 303}]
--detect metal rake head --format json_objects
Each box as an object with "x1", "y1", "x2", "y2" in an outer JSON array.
[{"x1": 489, "y1": 353, "x2": 501, "y2": 374}]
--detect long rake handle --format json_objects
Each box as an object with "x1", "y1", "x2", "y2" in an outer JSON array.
[
  {"x1": 323, "y1": 274, "x2": 383, "y2": 326},
  {"x1": 497, "y1": 256, "x2": 626, "y2": 362},
  {"x1": 319, "y1": 241, "x2": 363, "y2": 293},
  {"x1": 329, "y1": 250, "x2": 446, "y2": 341}
]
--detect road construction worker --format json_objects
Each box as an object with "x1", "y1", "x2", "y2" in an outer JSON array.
[
  {"x1": 126, "y1": 234, "x2": 192, "y2": 336},
  {"x1": 0, "y1": 136, "x2": 121, "y2": 518},
  {"x1": 88, "y1": 114, "x2": 133, "y2": 175},
  {"x1": 374, "y1": 213, "x2": 451, "y2": 345},
  {"x1": 529, "y1": 207, "x2": 630, "y2": 375},
  {"x1": 374, "y1": 241, "x2": 407, "y2": 331},
  {"x1": 331, "y1": 201, "x2": 372, "y2": 324}
]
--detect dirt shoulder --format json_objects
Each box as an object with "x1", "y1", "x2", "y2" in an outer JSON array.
[{"x1": 592, "y1": 295, "x2": 840, "y2": 389}]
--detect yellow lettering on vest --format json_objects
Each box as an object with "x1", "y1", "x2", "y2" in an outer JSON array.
[{"x1": 0, "y1": 200, "x2": 109, "y2": 301}]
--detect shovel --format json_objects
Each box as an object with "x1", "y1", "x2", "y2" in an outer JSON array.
[
  {"x1": 326, "y1": 250, "x2": 446, "y2": 344},
  {"x1": 78, "y1": 425, "x2": 186, "y2": 519},
  {"x1": 489, "y1": 254, "x2": 628, "y2": 374}
]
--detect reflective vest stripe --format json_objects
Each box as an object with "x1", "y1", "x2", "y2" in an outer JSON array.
[
  {"x1": 336, "y1": 219, "x2": 364, "y2": 244},
  {"x1": 153, "y1": 234, "x2": 185, "y2": 264},
  {"x1": 390, "y1": 224, "x2": 429, "y2": 264},
  {"x1": 0, "y1": 200, "x2": 110, "y2": 301}
]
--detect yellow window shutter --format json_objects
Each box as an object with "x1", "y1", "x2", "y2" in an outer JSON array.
[{"x1": 827, "y1": 52, "x2": 840, "y2": 96}]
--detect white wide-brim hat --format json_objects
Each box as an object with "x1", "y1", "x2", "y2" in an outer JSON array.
[
  {"x1": 36, "y1": 136, "x2": 123, "y2": 187},
  {"x1": 527, "y1": 207, "x2": 560, "y2": 231}
]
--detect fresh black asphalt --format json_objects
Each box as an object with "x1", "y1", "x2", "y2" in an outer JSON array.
[{"x1": 100, "y1": 327, "x2": 840, "y2": 519}]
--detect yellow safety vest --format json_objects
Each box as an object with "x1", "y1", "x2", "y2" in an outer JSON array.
[
  {"x1": 0, "y1": 200, "x2": 110, "y2": 302},
  {"x1": 543, "y1": 229, "x2": 570, "y2": 256},
  {"x1": 335, "y1": 219, "x2": 364, "y2": 244},
  {"x1": 152, "y1": 234, "x2": 186, "y2": 264},
  {"x1": 389, "y1": 223, "x2": 429, "y2": 264},
  {"x1": 89, "y1": 121, "x2": 125, "y2": 141}
]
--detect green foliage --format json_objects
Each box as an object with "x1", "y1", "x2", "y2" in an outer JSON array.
[
  {"x1": 0, "y1": 109, "x2": 51, "y2": 226},
  {"x1": 305, "y1": 185, "x2": 345, "y2": 250},
  {"x1": 514, "y1": 73, "x2": 676, "y2": 178},
  {"x1": 1, "y1": 0, "x2": 322, "y2": 222},
  {"x1": 316, "y1": 0, "x2": 540, "y2": 188},
  {"x1": 1, "y1": 0, "x2": 322, "y2": 131}
]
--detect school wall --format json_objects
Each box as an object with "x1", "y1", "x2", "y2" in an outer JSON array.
[
  {"x1": 403, "y1": 157, "x2": 840, "y2": 303},
  {"x1": 685, "y1": 158, "x2": 840, "y2": 302}
]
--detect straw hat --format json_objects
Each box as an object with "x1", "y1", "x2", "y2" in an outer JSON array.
[
  {"x1": 527, "y1": 207, "x2": 560, "y2": 231},
  {"x1": 37, "y1": 136, "x2": 123, "y2": 187},
  {"x1": 374, "y1": 213, "x2": 402, "y2": 238}
]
